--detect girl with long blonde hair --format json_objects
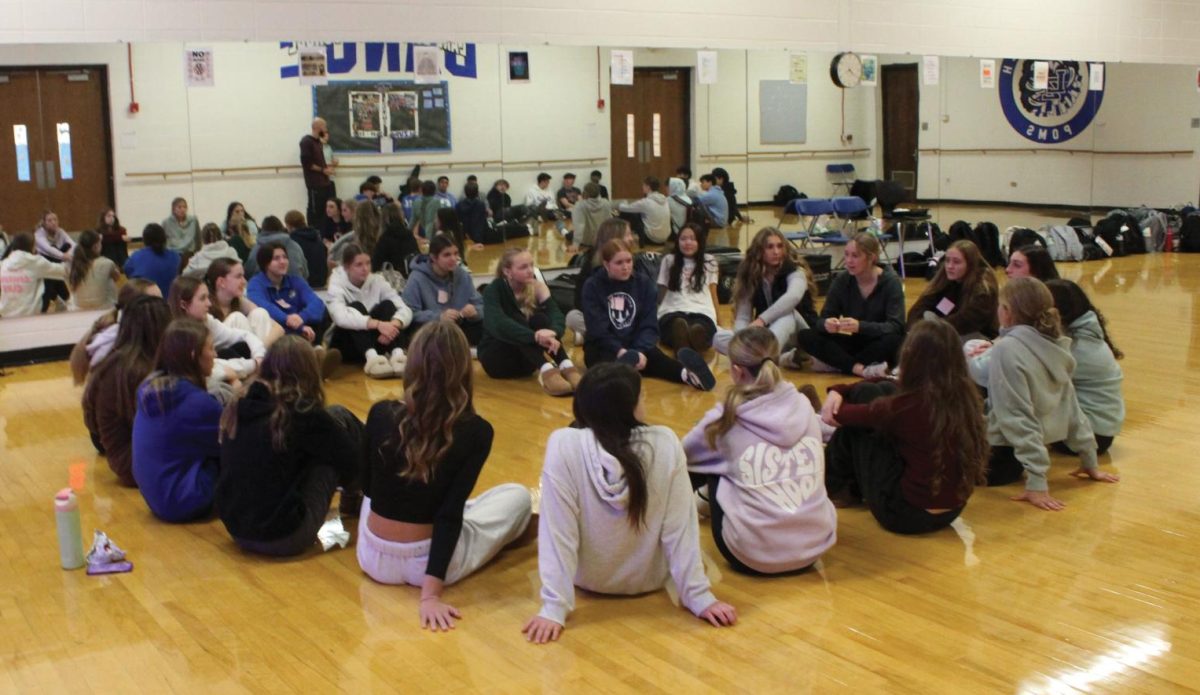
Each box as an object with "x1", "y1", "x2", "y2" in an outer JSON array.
[
  {"x1": 358, "y1": 321, "x2": 532, "y2": 631},
  {"x1": 683, "y1": 326, "x2": 836, "y2": 573},
  {"x1": 968, "y1": 278, "x2": 1120, "y2": 510}
]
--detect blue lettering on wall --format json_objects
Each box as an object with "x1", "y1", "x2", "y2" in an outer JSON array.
[{"x1": 280, "y1": 42, "x2": 476, "y2": 79}]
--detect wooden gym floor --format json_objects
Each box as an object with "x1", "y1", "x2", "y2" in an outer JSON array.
[{"x1": 2, "y1": 206, "x2": 1199, "y2": 693}]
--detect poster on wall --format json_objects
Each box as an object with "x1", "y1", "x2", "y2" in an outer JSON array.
[
  {"x1": 789, "y1": 54, "x2": 807, "y2": 84},
  {"x1": 1032, "y1": 61, "x2": 1050, "y2": 90},
  {"x1": 508, "y1": 51, "x2": 529, "y2": 82},
  {"x1": 299, "y1": 50, "x2": 328, "y2": 86},
  {"x1": 998, "y1": 59, "x2": 1104, "y2": 144},
  {"x1": 414, "y1": 45, "x2": 441, "y2": 84},
  {"x1": 184, "y1": 48, "x2": 214, "y2": 87},
  {"x1": 316, "y1": 81, "x2": 451, "y2": 153},
  {"x1": 697, "y1": 50, "x2": 718, "y2": 84},
  {"x1": 861, "y1": 55, "x2": 878, "y2": 86},
  {"x1": 1090, "y1": 63, "x2": 1105, "y2": 91},
  {"x1": 922, "y1": 55, "x2": 939, "y2": 85},
  {"x1": 980, "y1": 59, "x2": 996, "y2": 88},
  {"x1": 611, "y1": 50, "x2": 634, "y2": 85}
]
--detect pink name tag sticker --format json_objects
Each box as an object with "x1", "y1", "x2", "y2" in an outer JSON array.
[
  {"x1": 437, "y1": 289, "x2": 449, "y2": 304},
  {"x1": 275, "y1": 298, "x2": 292, "y2": 310},
  {"x1": 611, "y1": 295, "x2": 625, "y2": 311},
  {"x1": 935, "y1": 296, "x2": 956, "y2": 315}
]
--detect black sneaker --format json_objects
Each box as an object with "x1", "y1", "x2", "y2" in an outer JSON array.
[
  {"x1": 677, "y1": 348, "x2": 716, "y2": 391},
  {"x1": 617, "y1": 350, "x2": 641, "y2": 367}
]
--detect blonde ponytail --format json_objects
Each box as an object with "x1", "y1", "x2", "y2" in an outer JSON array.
[
  {"x1": 1001, "y1": 277, "x2": 1062, "y2": 339},
  {"x1": 705, "y1": 327, "x2": 782, "y2": 449}
]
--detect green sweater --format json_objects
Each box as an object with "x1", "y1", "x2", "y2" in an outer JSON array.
[{"x1": 480, "y1": 278, "x2": 565, "y2": 351}]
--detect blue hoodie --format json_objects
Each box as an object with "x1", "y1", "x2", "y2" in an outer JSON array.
[
  {"x1": 132, "y1": 376, "x2": 222, "y2": 522},
  {"x1": 246, "y1": 271, "x2": 326, "y2": 333},
  {"x1": 581, "y1": 265, "x2": 660, "y2": 355},
  {"x1": 402, "y1": 255, "x2": 484, "y2": 325}
]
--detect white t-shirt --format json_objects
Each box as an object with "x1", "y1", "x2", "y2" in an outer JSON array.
[{"x1": 656, "y1": 254, "x2": 718, "y2": 321}]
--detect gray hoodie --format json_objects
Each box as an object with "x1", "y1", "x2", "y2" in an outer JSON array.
[
  {"x1": 668, "y1": 178, "x2": 691, "y2": 233},
  {"x1": 184, "y1": 240, "x2": 240, "y2": 279},
  {"x1": 1066, "y1": 311, "x2": 1124, "y2": 438},
  {"x1": 619, "y1": 192, "x2": 671, "y2": 243},
  {"x1": 570, "y1": 197, "x2": 613, "y2": 248},
  {"x1": 536, "y1": 425, "x2": 717, "y2": 626},
  {"x1": 983, "y1": 324, "x2": 1098, "y2": 491},
  {"x1": 401, "y1": 255, "x2": 483, "y2": 325}
]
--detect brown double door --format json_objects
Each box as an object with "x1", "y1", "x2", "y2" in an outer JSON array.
[
  {"x1": 0, "y1": 66, "x2": 113, "y2": 233},
  {"x1": 609, "y1": 68, "x2": 690, "y2": 200},
  {"x1": 881, "y1": 63, "x2": 919, "y2": 198}
]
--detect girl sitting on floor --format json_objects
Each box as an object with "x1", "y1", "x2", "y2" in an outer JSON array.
[
  {"x1": 217, "y1": 336, "x2": 365, "y2": 556},
  {"x1": 821, "y1": 319, "x2": 988, "y2": 533},
  {"x1": 1046, "y1": 279, "x2": 1124, "y2": 455},
  {"x1": 683, "y1": 327, "x2": 836, "y2": 573},
  {"x1": 0, "y1": 232, "x2": 68, "y2": 317},
  {"x1": 657, "y1": 223, "x2": 721, "y2": 354},
  {"x1": 326, "y1": 243, "x2": 413, "y2": 378},
  {"x1": 402, "y1": 235, "x2": 485, "y2": 346},
  {"x1": 169, "y1": 277, "x2": 265, "y2": 381},
  {"x1": 581, "y1": 239, "x2": 715, "y2": 390},
  {"x1": 907, "y1": 239, "x2": 999, "y2": 339},
  {"x1": 715, "y1": 227, "x2": 817, "y2": 362},
  {"x1": 131, "y1": 320, "x2": 223, "y2": 522},
  {"x1": 358, "y1": 321, "x2": 532, "y2": 631},
  {"x1": 70, "y1": 278, "x2": 160, "y2": 385},
  {"x1": 796, "y1": 233, "x2": 905, "y2": 378},
  {"x1": 204, "y1": 258, "x2": 285, "y2": 348},
  {"x1": 479, "y1": 248, "x2": 581, "y2": 396},
  {"x1": 82, "y1": 295, "x2": 171, "y2": 485},
  {"x1": 969, "y1": 278, "x2": 1119, "y2": 511},
  {"x1": 1006, "y1": 244, "x2": 1059, "y2": 281},
  {"x1": 523, "y1": 363, "x2": 736, "y2": 644},
  {"x1": 66, "y1": 230, "x2": 120, "y2": 311}
]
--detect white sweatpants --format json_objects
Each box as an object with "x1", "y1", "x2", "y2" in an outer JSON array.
[
  {"x1": 224, "y1": 307, "x2": 278, "y2": 346},
  {"x1": 713, "y1": 311, "x2": 808, "y2": 355},
  {"x1": 356, "y1": 483, "x2": 532, "y2": 586}
]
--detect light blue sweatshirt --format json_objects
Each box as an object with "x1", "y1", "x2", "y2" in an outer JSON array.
[{"x1": 1066, "y1": 311, "x2": 1124, "y2": 438}]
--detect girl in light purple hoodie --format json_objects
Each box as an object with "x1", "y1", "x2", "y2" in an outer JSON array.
[{"x1": 683, "y1": 326, "x2": 837, "y2": 575}]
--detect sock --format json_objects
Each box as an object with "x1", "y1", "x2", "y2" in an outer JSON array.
[
  {"x1": 539, "y1": 363, "x2": 554, "y2": 374},
  {"x1": 559, "y1": 359, "x2": 574, "y2": 371},
  {"x1": 681, "y1": 368, "x2": 690, "y2": 383}
]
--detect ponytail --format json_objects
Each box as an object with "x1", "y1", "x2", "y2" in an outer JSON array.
[
  {"x1": 573, "y1": 363, "x2": 648, "y2": 528},
  {"x1": 1000, "y1": 277, "x2": 1062, "y2": 339},
  {"x1": 705, "y1": 326, "x2": 782, "y2": 449}
]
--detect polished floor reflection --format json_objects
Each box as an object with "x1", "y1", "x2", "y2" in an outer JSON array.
[{"x1": 2, "y1": 208, "x2": 1198, "y2": 692}]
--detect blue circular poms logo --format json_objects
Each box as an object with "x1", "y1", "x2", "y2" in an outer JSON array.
[{"x1": 999, "y1": 59, "x2": 1104, "y2": 144}]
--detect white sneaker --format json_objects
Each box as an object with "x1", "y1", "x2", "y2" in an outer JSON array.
[
  {"x1": 389, "y1": 347, "x2": 407, "y2": 374},
  {"x1": 861, "y1": 362, "x2": 891, "y2": 379}
]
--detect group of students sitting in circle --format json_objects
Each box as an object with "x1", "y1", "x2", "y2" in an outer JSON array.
[{"x1": 61, "y1": 187, "x2": 1125, "y2": 640}]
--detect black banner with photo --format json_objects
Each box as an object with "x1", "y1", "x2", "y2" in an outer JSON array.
[{"x1": 313, "y1": 80, "x2": 451, "y2": 153}]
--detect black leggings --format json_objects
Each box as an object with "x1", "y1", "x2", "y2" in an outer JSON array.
[
  {"x1": 584, "y1": 343, "x2": 684, "y2": 384},
  {"x1": 330, "y1": 300, "x2": 401, "y2": 363},
  {"x1": 217, "y1": 342, "x2": 252, "y2": 360},
  {"x1": 233, "y1": 406, "x2": 363, "y2": 557},
  {"x1": 1052, "y1": 436, "x2": 1114, "y2": 457},
  {"x1": 408, "y1": 318, "x2": 483, "y2": 347},
  {"x1": 658, "y1": 312, "x2": 717, "y2": 349},
  {"x1": 797, "y1": 329, "x2": 904, "y2": 374},
  {"x1": 825, "y1": 381, "x2": 963, "y2": 534},
  {"x1": 692, "y1": 474, "x2": 813, "y2": 577},
  {"x1": 479, "y1": 312, "x2": 568, "y2": 378}
]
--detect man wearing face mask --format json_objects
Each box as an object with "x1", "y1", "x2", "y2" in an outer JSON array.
[{"x1": 301, "y1": 117, "x2": 335, "y2": 228}]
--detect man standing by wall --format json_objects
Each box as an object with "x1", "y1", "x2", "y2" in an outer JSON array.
[{"x1": 300, "y1": 118, "x2": 334, "y2": 227}]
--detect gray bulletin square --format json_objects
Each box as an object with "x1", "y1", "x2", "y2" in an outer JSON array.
[{"x1": 759, "y1": 80, "x2": 808, "y2": 144}]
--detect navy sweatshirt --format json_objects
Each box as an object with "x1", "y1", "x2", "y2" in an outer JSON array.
[{"x1": 581, "y1": 266, "x2": 660, "y2": 354}]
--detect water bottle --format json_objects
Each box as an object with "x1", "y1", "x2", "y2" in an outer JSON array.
[{"x1": 55, "y1": 488, "x2": 84, "y2": 570}]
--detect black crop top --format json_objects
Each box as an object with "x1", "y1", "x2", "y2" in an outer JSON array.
[{"x1": 362, "y1": 400, "x2": 494, "y2": 580}]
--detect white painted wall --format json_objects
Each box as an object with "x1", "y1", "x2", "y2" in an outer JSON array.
[{"x1": 4, "y1": 1, "x2": 1200, "y2": 66}]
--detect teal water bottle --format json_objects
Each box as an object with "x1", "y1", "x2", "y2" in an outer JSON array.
[{"x1": 54, "y1": 488, "x2": 85, "y2": 570}]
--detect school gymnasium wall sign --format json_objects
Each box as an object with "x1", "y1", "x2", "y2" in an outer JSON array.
[{"x1": 999, "y1": 59, "x2": 1104, "y2": 144}]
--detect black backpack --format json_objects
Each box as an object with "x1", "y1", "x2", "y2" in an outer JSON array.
[
  {"x1": 973, "y1": 222, "x2": 1005, "y2": 267},
  {"x1": 773, "y1": 185, "x2": 804, "y2": 207},
  {"x1": 1067, "y1": 216, "x2": 1091, "y2": 229},
  {"x1": 947, "y1": 220, "x2": 973, "y2": 243},
  {"x1": 1007, "y1": 227, "x2": 1047, "y2": 258},
  {"x1": 1093, "y1": 217, "x2": 1128, "y2": 257},
  {"x1": 1180, "y1": 214, "x2": 1200, "y2": 252},
  {"x1": 1106, "y1": 211, "x2": 1147, "y2": 254}
]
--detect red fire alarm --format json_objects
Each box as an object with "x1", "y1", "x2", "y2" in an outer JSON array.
[
  {"x1": 128, "y1": 102, "x2": 140, "y2": 114},
  {"x1": 597, "y1": 98, "x2": 605, "y2": 110}
]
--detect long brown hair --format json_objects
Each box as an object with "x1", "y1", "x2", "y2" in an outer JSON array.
[
  {"x1": 167, "y1": 276, "x2": 204, "y2": 320},
  {"x1": 392, "y1": 321, "x2": 475, "y2": 482},
  {"x1": 705, "y1": 327, "x2": 783, "y2": 449},
  {"x1": 1001, "y1": 277, "x2": 1062, "y2": 339},
  {"x1": 733, "y1": 227, "x2": 813, "y2": 306},
  {"x1": 573, "y1": 363, "x2": 648, "y2": 528},
  {"x1": 142, "y1": 320, "x2": 210, "y2": 410},
  {"x1": 920, "y1": 239, "x2": 997, "y2": 308},
  {"x1": 352, "y1": 201, "x2": 381, "y2": 254},
  {"x1": 1045, "y1": 279, "x2": 1123, "y2": 359},
  {"x1": 897, "y1": 319, "x2": 989, "y2": 500},
  {"x1": 67, "y1": 229, "x2": 102, "y2": 291},
  {"x1": 220, "y1": 335, "x2": 324, "y2": 451},
  {"x1": 70, "y1": 279, "x2": 158, "y2": 384},
  {"x1": 205, "y1": 258, "x2": 243, "y2": 318},
  {"x1": 82, "y1": 295, "x2": 171, "y2": 421}
]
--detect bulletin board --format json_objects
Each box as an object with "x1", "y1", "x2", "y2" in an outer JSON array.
[
  {"x1": 313, "y1": 80, "x2": 451, "y2": 154},
  {"x1": 759, "y1": 80, "x2": 808, "y2": 144}
]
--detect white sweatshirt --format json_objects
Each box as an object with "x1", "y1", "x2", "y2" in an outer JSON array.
[
  {"x1": 205, "y1": 314, "x2": 265, "y2": 360},
  {"x1": 525, "y1": 185, "x2": 558, "y2": 210},
  {"x1": 325, "y1": 266, "x2": 413, "y2": 331},
  {"x1": 536, "y1": 425, "x2": 717, "y2": 626},
  {"x1": 35, "y1": 227, "x2": 76, "y2": 261},
  {"x1": 0, "y1": 250, "x2": 66, "y2": 317}
]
